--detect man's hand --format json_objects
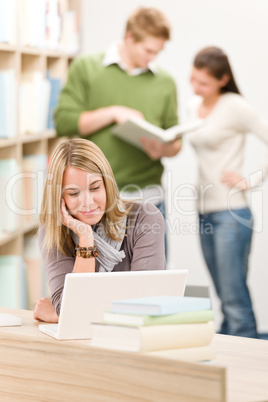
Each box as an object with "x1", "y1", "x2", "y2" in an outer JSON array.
[
  {"x1": 33, "y1": 298, "x2": 59, "y2": 323},
  {"x1": 111, "y1": 106, "x2": 144, "y2": 125},
  {"x1": 140, "y1": 137, "x2": 182, "y2": 159}
]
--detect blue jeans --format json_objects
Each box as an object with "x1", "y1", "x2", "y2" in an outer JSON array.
[
  {"x1": 155, "y1": 201, "x2": 168, "y2": 262},
  {"x1": 199, "y1": 208, "x2": 258, "y2": 338}
]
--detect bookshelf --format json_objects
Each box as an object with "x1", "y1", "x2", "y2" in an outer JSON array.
[{"x1": 0, "y1": 0, "x2": 81, "y2": 308}]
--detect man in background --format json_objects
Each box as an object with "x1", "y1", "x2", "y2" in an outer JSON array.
[{"x1": 54, "y1": 7, "x2": 181, "y2": 257}]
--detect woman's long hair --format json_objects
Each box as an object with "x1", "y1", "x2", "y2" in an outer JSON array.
[
  {"x1": 39, "y1": 138, "x2": 132, "y2": 256},
  {"x1": 194, "y1": 46, "x2": 241, "y2": 94}
]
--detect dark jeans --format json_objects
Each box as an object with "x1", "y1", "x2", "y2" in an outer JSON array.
[{"x1": 199, "y1": 208, "x2": 258, "y2": 338}]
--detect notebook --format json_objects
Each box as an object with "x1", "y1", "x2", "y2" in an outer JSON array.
[{"x1": 39, "y1": 269, "x2": 188, "y2": 340}]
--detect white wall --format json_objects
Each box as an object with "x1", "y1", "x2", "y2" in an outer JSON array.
[{"x1": 81, "y1": 0, "x2": 268, "y2": 332}]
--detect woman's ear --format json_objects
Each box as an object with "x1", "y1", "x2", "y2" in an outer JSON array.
[{"x1": 220, "y1": 74, "x2": 230, "y2": 88}]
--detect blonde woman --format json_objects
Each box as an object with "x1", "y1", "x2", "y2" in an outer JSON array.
[{"x1": 33, "y1": 139, "x2": 165, "y2": 323}]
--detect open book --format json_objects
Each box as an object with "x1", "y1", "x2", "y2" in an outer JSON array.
[{"x1": 111, "y1": 116, "x2": 204, "y2": 149}]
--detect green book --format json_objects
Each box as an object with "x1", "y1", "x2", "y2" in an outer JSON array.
[{"x1": 102, "y1": 309, "x2": 214, "y2": 327}]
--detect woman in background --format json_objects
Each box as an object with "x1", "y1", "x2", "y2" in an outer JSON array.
[
  {"x1": 33, "y1": 138, "x2": 165, "y2": 323},
  {"x1": 187, "y1": 46, "x2": 268, "y2": 338}
]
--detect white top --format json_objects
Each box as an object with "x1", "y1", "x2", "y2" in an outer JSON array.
[
  {"x1": 187, "y1": 93, "x2": 268, "y2": 213},
  {"x1": 102, "y1": 41, "x2": 158, "y2": 76}
]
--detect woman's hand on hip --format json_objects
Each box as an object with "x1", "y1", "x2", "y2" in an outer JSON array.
[{"x1": 221, "y1": 171, "x2": 250, "y2": 190}]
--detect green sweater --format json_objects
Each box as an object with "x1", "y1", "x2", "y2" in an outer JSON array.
[{"x1": 54, "y1": 53, "x2": 178, "y2": 190}]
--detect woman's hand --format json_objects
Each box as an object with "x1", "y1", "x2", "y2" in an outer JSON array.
[
  {"x1": 140, "y1": 137, "x2": 182, "y2": 159},
  {"x1": 221, "y1": 171, "x2": 250, "y2": 190},
  {"x1": 33, "y1": 298, "x2": 59, "y2": 323},
  {"x1": 61, "y1": 198, "x2": 94, "y2": 246}
]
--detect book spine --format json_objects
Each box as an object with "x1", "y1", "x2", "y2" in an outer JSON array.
[{"x1": 140, "y1": 321, "x2": 215, "y2": 353}]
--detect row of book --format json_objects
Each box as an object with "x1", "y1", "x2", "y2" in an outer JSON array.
[
  {"x1": 0, "y1": 235, "x2": 48, "y2": 310},
  {"x1": 90, "y1": 295, "x2": 216, "y2": 363},
  {"x1": 0, "y1": 155, "x2": 47, "y2": 234},
  {"x1": 0, "y1": 0, "x2": 79, "y2": 54},
  {"x1": 0, "y1": 69, "x2": 62, "y2": 138}
]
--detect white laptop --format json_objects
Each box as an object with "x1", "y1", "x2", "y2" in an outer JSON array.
[{"x1": 39, "y1": 269, "x2": 188, "y2": 340}]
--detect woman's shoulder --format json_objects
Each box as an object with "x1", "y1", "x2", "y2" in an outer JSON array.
[
  {"x1": 221, "y1": 92, "x2": 252, "y2": 114},
  {"x1": 127, "y1": 202, "x2": 164, "y2": 225}
]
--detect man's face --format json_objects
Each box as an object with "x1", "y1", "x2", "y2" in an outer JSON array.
[{"x1": 126, "y1": 34, "x2": 166, "y2": 69}]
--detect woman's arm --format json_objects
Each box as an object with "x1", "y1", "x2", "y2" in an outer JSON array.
[
  {"x1": 35, "y1": 201, "x2": 97, "y2": 321},
  {"x1": 61, "y1": 199, "x2": 95, "y2": 273},
  {"x1": 37, "y1": 226, "x2": 75, "y2": 318},
  {"x1": 129, "y1": 203, "x2": 166, "y2": 270},
  {"x1": 234, "y1": 97, "x2": 268, "y2": 188}
]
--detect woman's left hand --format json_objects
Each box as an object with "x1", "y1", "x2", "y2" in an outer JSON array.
[
  {"x1": 61, "y1": 198, "x2": 94, "y2": 244},
  {"x1": 221, "y1": 171, "x2": 250, "y2": 190},
  {"x1": 33, "y1": 298, "x2": 59, "y2": 323},
  {"x1": 140, "y1": 137, "x2": 182, "y2": 159}
]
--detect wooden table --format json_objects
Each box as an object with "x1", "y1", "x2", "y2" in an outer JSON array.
[{"x1": 0, "y1": 307, "x2": 267, "y2": 402}]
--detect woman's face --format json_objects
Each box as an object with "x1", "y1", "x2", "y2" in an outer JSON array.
[
  {"x1": 62, "y1": 166, "x2": 107, "y2": 226},
  {"x1": 190, "y1": 66, "x2": 227, "y2": 99}
]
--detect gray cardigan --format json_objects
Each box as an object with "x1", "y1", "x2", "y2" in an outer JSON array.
[{"x1": 38, "y1": 202, "x2": 166, "y2": 315}]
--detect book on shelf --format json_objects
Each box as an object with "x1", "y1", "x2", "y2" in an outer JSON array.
[
  {"x1": 146, "y1": 345, "x2": 216, "y2": 363},
  {"x1": 19, "y1": 72, "x2": 51, "y2": 135},
  {"x1": 0, "y1": 0, "x2": 16, "y2": 44},
  {"x1": 0, "y1": 255, "x2": 27, "y2": 309},
  {"x1": 111, "y1": 295, "x2": 211, "y2": 316},
  {"x1": 103, "y1": 309, "x2": 214, "y2": 327},
  {"x1": 111, "y1": 116, "x2": 204, "y2": 149},
  {"x1": 18, "y1": 0, "x2": 79, "y2": 52},
  {"x1": 24, "y1": 234, "x2": 45, "y2": 310},
  {"x1": 19, "y1": 0, "x2": 46, "y2": 48},
  {"x1": 0, "y1": 159, "x2": 20, "y2": 233},
  {"x1": 90, "y1": 320, "x2": 215, "y2": 353},
  {"x1": 0, "y1": 70, "x2": 17, "y2": 139},
  {"x1": 21, "y1": 154, "x2": 48, "y2": 223},
  {"x1": 46, "y1": 71, "x2": 62, "y2": 129},
  {"x1": 62, "y1": 9, "x2": 79, "y2": 54}
]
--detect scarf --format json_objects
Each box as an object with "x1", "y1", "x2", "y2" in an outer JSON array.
[{"x1": 71, "y1": 216, "x2": 127, "y2": 272}]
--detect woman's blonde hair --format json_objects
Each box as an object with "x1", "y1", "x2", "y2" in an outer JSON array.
[
  {"x1": 39, "y1": 138, "x2": 132, "y2": 256},
  {"x1": 125, "y1": 7, "x2": 170, "y2": 42}
]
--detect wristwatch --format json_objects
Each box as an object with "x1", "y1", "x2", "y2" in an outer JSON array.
[{"x1": 74, "y1": 245, "x2": 99, "y2": 258}]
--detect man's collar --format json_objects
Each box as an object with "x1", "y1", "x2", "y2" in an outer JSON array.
[{"x1": 102, "y1": 41, "x2": 158, "y2": 76}]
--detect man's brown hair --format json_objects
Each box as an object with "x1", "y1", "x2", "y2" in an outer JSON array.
[{"x1": 125, "y1": 7, "x2": 170, "y2": 42}]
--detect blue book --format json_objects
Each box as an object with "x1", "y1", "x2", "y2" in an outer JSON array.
[
  {"x1": 46, "y1": 71, "x2": 62, "y2": 129},
  {"x1": 111, "y1": 295, "x2": 211, "y2": 316}
]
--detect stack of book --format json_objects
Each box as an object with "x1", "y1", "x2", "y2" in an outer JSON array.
[{"x1": 90, "y1": 295, "x2": 216, "y2": 363}]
